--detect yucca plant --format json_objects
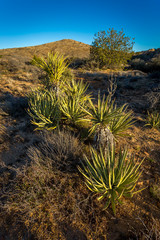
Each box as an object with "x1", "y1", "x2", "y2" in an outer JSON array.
[
  {"x1": 109, "y1": 104, "x2": 134, "y2": 137},
  {"x1": 78, "y1": 144, "x2": 144, "y2": 215},
  {"x1": 60, "y1": 79, "x2": 90, "y2": 126},
  {"x1": 84, "y1": 92, "x2": 135, "y2": 149},
  {"x1": 145, "y1": 111, "x2": 160, "y2": 130},
  {"x1": 84, "y1": 92, "x2": 121, "y2": 149},
  {"x1": 32, "y1": 52, "x2": 69, "y2": 91},
  {"x1": 28, "y1": 89, "x2": 61, "y2": 130},
  {"x1": 64, "y1": 78, "x2": 91, "y2": 103}
]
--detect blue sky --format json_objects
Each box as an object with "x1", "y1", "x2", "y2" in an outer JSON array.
[{"x1": 0, "y1": 0, "x2": 160, "y2": 51}]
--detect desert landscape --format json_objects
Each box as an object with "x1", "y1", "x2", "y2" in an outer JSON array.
[{"x1": 0, "y1": 39, "x2": 160, "y2": 240}]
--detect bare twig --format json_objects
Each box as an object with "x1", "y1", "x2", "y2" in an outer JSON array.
[{"x1": 107, "y1": 74, "x2": 117, "y2": 103}]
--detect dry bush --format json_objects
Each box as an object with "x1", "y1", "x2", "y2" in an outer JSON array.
[
  {"x1": 130, "y1": 49, "x2": 160, "y2": 73},
  {"x1": 145, "y1": 91, "x2": 160, "y2": 111},
  {"x1": 29, "y1": 130, "x2": 82, "y2": 172},
  {"x1": 150, "y1": 184, "x2": 160, "y2": 201}
]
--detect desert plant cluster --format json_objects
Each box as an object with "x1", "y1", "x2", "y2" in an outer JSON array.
[
  {"x1": 0, "y1": 33, "x2": 160, "y2": 240},
  {"x1": 27, "y1": 52, "x2": 144, "y2": 214}
]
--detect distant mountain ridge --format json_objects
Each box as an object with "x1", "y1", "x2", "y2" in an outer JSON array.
[{"x1": 135, "y1": 48, "x2": 160, "y2": 60}]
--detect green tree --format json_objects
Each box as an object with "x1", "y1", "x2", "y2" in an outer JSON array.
[{"x1": 90, "y1": 28, "x2": 134, "y2": 69}]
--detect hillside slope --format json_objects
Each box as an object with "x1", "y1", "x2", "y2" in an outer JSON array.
[
  {"x1": 0, "y1": 39, "x2": 91, "y2": 59},
  {"x1": 130, "y1": 48, "x2": 160, "y2": 72}
]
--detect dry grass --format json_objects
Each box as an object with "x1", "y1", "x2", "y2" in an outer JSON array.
[
  {"x1": 0, "y1": 108, "x2": 8, "y2": 143},
  {"x1": 29, "y1": 130, "x2": 82, "y2": 172},
  {"x1": 0, "y1": 39, "x2": 90, "y2": 59},
  {"x1": 0, "y1": 130, "x2": 109, "y2": 239},
  {"x1": 150, "y1": 184, "x2": 160, "y2": 201},
  {"x1": 0, "y1": 124, "x2": 5, "y2": 143},
  {"x1": 130, "y1": 216, "x2": 160, "y2": 240}
]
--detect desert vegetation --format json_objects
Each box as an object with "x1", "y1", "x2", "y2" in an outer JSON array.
[
  {"x1": 0, "y1": 37, "x2": 160, "y2": 240},
  {"x1": 89, "y1": 28, "x2": 134, "y2": 69}
]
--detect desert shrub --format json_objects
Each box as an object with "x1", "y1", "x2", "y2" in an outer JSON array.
[
  {"x1": 130, "y1": 58, "x2": 146, "y2": 71},
  {"x1": 145, "y1": 91, "x2": 160, "y2": 111},
  {"x1": 149, "y1": 55, "x2": 160, "y2": 72},
  {"x1": 145, "y1": 111, "x2": 160, "y2": 130},
  {"x1": 150, "y1": 184, "x2": 160, "y2": 201},
  {"x1": 90, "y1": 28, "x2": 134, "y2": 69},
  {"x1": 78, "y1": 144, "x2": 144, "y2": 215},
  {"x1": 130, "y1": 54, "x2": 160, "y2": 72},
  {"x1": 28, "y1": 89, "x2": 61, "y2": 130},
  {"x1": 29, "y1": 130, "x2": 82, "y2": 172},
  {"x1": 68, "y1": 57, "x2": 88, "y2": 69}
]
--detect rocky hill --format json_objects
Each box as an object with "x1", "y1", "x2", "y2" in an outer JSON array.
[
  {"x1": 130, "y1": 48, "x2": 160, "y2": 72},
  {"x1": 0, "y1": 39, "x2": 90, "y2": 59},
  {"x1": 0, "y1": 39, "x2": 91, "y2": 85}
]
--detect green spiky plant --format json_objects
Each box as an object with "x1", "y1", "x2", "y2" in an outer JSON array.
[
  {"x1": 84, "y1": 92, "x2": 121, "y2": 149},
  {"x1": 145, "y1": 111, "x2": 160, "y2": 130},
  {"x1": 84, "y1": 92, "x2": 134, "y2": 150},
  {"x1": 28, "y1": 89, "x2": 61, "y2": 130},
  {"x1": 78, "y1": 144, "x2": 145, "y2": 215},
  {"x1": 109, "y1": 104, "x2": 134, "y2": 137},
  {"x1": 32, "y1": 52, "x2": 69, "y2": 91},
  {"x1": 60, "y1": 79, "x2": 91, "y2": 127},
  {"x1": 64, "y1": 78, "x2": 91, "y2": 103}
]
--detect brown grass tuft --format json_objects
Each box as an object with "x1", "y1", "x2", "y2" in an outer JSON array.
[{"x1": 28, "y1": 130, "x2": 82, "y2": 172}]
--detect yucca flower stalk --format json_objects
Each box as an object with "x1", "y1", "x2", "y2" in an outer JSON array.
[
  {"x1": 32, "y1": 52, "x2": 69, "y2": 92},
  {"x1": 28, "y1": 89, "x2": 61, "y2": 130},
  {"x1": 78, "y1": 144, "x2": 145, "y2": 215}
]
